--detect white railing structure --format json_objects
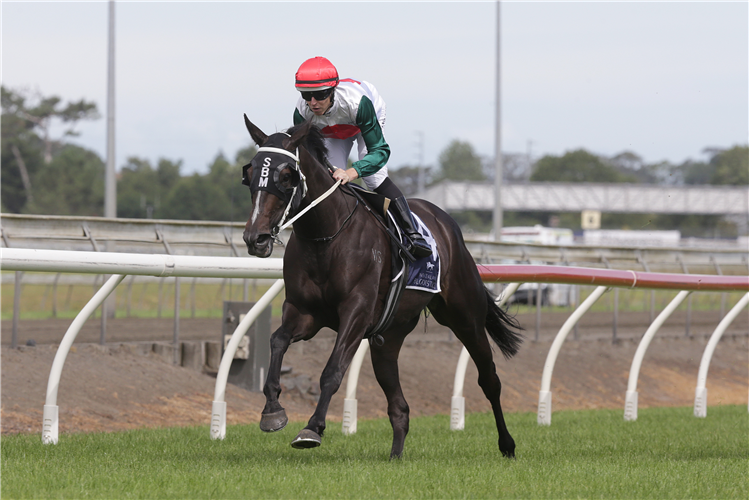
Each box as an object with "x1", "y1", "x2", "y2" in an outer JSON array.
[
  {"x1": 340, "y1": 265, "x2": 748, "y2": 432},
  {"x1": 480, "y1": 266, "x2": 747, "y2": 426},
  {"x1": 0, "y1": 248, "x2": 283, "y2": 444},
  {"x1": 449, "y1": 282, "x2": 521, "y2": 431},
  {"x1": 694, "y1": 292, "x2": 749, "y2": 418},
  {"x1": 2, "y1": 248, "x2": 747, "y2": 442},
  {"x1": 211, "y1": 279, "x2": 285, "y2": 440}
]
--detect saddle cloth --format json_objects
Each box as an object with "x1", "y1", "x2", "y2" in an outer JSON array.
[{"x1": 390, "y1": 212, "x2": 441, "y2": 293}]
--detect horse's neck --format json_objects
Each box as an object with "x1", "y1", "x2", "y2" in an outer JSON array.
[{"x1": 294, "y1": 155, "x2": 355, "y2": 240}]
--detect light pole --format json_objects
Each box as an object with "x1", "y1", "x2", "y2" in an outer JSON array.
[
  {"x1": 105, "y1": 0, "x2": 116, "y2": 220},
  {"x1": 416, "y1": 131, "x2": 425, "y2": 195},
  {"x1": 103, "y1": 0, "x2": 117, "y2": 330},
  {"x1": 492, "y1": 0, "x2": 503, "y2": 241}
]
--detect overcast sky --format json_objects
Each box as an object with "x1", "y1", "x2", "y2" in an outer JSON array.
[{"x1": 2, "y1": 1, "x2": 747, "y2": 175}]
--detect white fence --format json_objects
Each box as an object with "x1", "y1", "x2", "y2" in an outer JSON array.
[{"x1": 1, "y1": 248, "x2": 746, "y2": 445}]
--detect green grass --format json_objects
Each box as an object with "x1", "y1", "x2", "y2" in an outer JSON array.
[{"x1": 2, "y1": 406, "x2": 747, "y2": 499}]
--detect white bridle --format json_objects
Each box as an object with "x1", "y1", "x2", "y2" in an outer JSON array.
[
  {"x1": 256, "y1": 145, "x2": 307, "y2": 233},
  {"x1": 255, "y1": 145, "x2": 342, "y2": 236}
]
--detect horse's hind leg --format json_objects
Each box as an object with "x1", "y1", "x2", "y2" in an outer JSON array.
[
  {"x1": 430, "y1": 296, "x2": 516, "y2": 458},
  {"x1": 464, "y1": 333, "x2": 516, "y2": 458},
  {"x1": 370, "y1": 333, "x2": 411, "y2": 459}
]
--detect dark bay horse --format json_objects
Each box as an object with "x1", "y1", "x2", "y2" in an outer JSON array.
[{"x1": 242, "y1": 115, "x2": 522, "y2": 459}]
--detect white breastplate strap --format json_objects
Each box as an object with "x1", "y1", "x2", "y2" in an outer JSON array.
[{"x1": 257, "y1": 146, "x2": 299, "y2": 164}]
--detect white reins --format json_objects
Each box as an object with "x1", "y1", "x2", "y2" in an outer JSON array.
[{"x1": 277, "y1": 179, "x2": 342, "y2": 232}]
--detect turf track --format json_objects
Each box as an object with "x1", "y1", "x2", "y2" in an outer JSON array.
[{"x1": 2, "y1": 406, "x2": 747, "y2": 499}]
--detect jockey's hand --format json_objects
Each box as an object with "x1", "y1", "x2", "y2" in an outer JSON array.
[{"x1": 332, "y1": 167, "x2": 358, "y2": 185}]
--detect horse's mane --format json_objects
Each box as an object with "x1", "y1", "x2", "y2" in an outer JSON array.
[{"x1": 287, "y1": 123, "x2": 328, "y2": 166}]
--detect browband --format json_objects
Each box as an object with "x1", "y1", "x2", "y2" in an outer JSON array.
[{"x1": 257, "y1": 146, "x2": 299, "y2": 164}]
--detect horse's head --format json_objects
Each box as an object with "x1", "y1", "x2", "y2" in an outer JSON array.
[{"x1": 241, "y1": 115, "x2": 314, "y2": 257}]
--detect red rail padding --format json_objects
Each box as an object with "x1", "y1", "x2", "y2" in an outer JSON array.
[{"x1": 477, "y1": 265, "x2": 749, "y2": 292}]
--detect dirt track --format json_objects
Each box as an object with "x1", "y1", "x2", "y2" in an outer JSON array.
[{"x1": 2, "y1": 312, "x2": 747, "y2": 437}]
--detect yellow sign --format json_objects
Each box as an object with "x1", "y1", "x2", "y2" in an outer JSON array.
[{"x1": 581, "y1": 210, "x2": 601, "y2": 229}]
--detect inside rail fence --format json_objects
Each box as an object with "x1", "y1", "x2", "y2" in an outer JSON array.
[{"x1": 0, "y1": 248, "x2": 746, "y2": 445}]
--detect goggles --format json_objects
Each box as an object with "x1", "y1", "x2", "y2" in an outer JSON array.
[{"x1": 301, "y1": 88, "x2": 334, "y2": 102}]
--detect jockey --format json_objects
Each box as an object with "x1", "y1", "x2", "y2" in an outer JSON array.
[{"x1": 293, "y1": 56, "x2": 432, "y2": 260}]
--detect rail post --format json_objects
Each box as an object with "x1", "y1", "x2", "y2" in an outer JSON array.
[
  {"x1": 342, "y1": 339, "x2": 370, "y2": 435},
  {"x1": 694, "y1": 292, "x2": 749, "y2": 417},
  {"x1": 450, "y1": 282, "x2": 520, "y2": 430},
  {"x1": 210, "y1": 279, "x2": 285, "y2": 440},
  {"x1": 624, "y1": 290, "x2": 691, "y2": 421},
  {"x1": 537, "y1": 285, "x2": 608, "y2": 425},
  {"x1": 42, "y1": 274, "x2": 126, "y2": 444}
]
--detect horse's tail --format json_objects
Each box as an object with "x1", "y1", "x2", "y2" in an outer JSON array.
[{"x1": 484, "y1": 287, "x2": 523, "y2": 359}]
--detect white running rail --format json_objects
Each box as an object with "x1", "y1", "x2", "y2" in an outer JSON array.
[
  {"x1": 450, "y1": 282, "x2": 521, "y2": 430},
  {"x1": 624, "y1": 290, "x2": 692, "y2": 421},
  {"x1": 42, "y1": 274, "x2": 125, "y2": 444},
  {"x1": 211, "y1": 279, "x2": 285, "y2": 440},
  {"x1": 0, "y1": 248, "x2": 284, "y2": 444},
  {"x1": 693, "y1": 292, "x2": 749, "y2": 418},
  {"x1": 537, "y1": 285, "x2": 609, "y2": 425}
]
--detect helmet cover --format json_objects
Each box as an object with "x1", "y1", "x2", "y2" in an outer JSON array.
[{"x1": 295, "y1": 57, "x2": 339, "y2": 91}]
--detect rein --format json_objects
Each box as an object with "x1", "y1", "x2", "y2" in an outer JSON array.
[
  {"x1": 276, "y1": 179, "x2": 345, "y2": 236},
  {"x1": 271, "y1": 173, "x2": 359, "y2": 245}
]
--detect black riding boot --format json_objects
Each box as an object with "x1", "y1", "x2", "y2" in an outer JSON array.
[{"x1": 392, "y1": 197, "x2": 433, "y2": 260}]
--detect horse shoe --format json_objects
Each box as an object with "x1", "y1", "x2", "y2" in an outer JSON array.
[
  {"x1": 259, "y1": 409, "x2": 288, "y2": 433},
  {"x1": 291, "y1": 429, "x2": 322, "y2": 449}
]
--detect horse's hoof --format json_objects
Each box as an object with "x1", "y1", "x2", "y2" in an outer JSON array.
[
  {"x1": 259, "y1": 410, "x2": 288, "y2": 433},
  {"x1": 291, "y1": 429, "x2": 322, "y2": 449}
]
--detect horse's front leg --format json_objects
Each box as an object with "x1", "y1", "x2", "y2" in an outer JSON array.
[
  {"x1": 259, "y1": 324, "x2": 293, "y2": 432},
  {"x1": 290, "y1": 315, "x2": 368, "y2": 449},
  {"x1": 260, "y1": 305, "x2": 319, "y2": 433}
]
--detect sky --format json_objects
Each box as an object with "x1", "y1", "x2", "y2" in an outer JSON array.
[{"x1": 2, "y1": 1, "x2": 747, "y2": 176}]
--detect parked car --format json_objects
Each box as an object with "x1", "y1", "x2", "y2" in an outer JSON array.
[{"x1": 506, "y1": 283, "x2": 549, "y2": 306}]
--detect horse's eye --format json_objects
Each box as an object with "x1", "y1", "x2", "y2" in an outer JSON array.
[{"x1": 279, "y1": 168, "x2": 299, "y2": 190}]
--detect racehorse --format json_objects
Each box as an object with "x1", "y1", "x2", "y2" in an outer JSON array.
[{"x1": 241, "y1": 115, "x2": 522, "y2": 459}]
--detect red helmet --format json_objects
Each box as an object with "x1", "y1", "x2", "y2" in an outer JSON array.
[{"x1": 295, "y1": 57, "x2": 339, "y2": 91}]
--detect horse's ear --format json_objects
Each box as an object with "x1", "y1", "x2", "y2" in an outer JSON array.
[
  {"x1": 244, "y1": 114, "x2": 268, "y2": 146},
  {"x1": 283, "y1": 120, "x2": 312, "y2": 152}
]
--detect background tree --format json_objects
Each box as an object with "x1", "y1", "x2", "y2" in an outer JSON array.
[
  {"x1": 531, "y1": 149, "x2": 634, "y2": 183},
  {"x1": 25, "y1": 144, "x2": 105, "y2": 215},
  {"x1": 436, "y1": 140, "x2": 485, "y2": 182},
  {"x1": 117, "y1": 157, "x2": 182, "y2": 218},
  {"x1": 2, "y1": 87, "x2": 44, "y2": 211},
  {"x1": 709, "y1": 145, "x2": 749, "y2": 185},
  {"x1": 2, "y1": 86, "x2": 100, "y2": 214}
]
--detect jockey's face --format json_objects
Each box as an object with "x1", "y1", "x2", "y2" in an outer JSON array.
[{"x1": 307, "y1": 95, "x2": 332, "y2": 116}]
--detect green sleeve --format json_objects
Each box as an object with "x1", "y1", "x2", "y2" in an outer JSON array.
[
  {"x1": 293, "y1": 108, "x2": 305, "y2": 126},
  {"x1": 351, "y1": 96, "x2": 390, "y2": 178}
]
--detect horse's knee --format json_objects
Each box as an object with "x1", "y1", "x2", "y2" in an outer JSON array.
[{"x1": 269, "y1": 329, "x2": 292, "y2": 351}]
